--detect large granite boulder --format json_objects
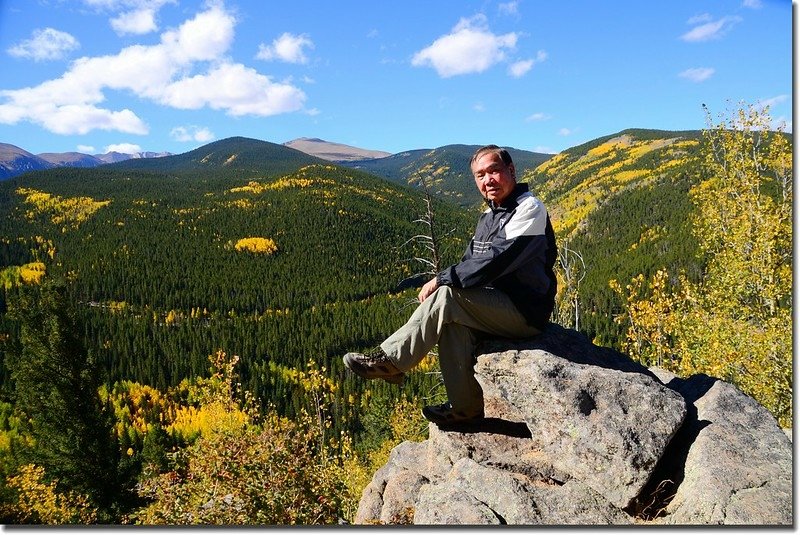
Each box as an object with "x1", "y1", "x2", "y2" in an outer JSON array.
[{"x1": 355, "y1": 324, "x2": 792, "y2": 526}]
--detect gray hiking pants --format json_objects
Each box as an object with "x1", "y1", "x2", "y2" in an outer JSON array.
[{"x1": 380, "y1": 286, "x2": 541, "y2": 414}]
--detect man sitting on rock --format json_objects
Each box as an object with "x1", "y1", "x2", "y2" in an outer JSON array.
[{"x1": 343, "y1": 145, "x2": 557, "y2": 425}]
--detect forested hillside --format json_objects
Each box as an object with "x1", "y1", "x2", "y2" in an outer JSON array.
[
  {"x1": 343, "y1": 144, "x2": 552, "y2": 207},
  {"x1": 0, "y1": 150, "x2": 474, "y2": 434},
  {"x1": 524, "y1": 128, "x2": 705, "y2": 345},
  {"x1": 106, "y1": 136, "x2": 326, "y2": 176}
]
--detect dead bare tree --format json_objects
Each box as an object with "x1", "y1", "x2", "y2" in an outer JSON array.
[
  {"x1": 555, "y1": 241, "x2": 587, "y2": 331},
  {"x1": 397, "y1": 179, "x2": 456, "y2": 287}
]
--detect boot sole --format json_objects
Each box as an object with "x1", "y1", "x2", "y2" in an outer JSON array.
[{"x1": 422, "y1": 405, "x2": 484, "y2": 426}]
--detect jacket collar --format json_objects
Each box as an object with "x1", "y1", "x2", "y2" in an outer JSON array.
[{"x1": 487, "y1": 182, "x2": 529, "y2": 212}]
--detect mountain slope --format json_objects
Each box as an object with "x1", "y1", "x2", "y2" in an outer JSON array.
[
  {"x1": 38, "y1": 151, "x2": 105, "y2": 168},
  {"x1": 95, "y1": 151, "x2": 171, "y2": 164},
  {"x1": 342, "y1": 144, "x2": 553, "y2": 207}
]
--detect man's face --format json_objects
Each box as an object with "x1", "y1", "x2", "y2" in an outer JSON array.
[{"x1": 471, "y1": 151, "x2": 516, "y2": 205}]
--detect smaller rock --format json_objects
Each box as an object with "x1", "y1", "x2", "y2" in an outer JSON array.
[{"x1": 656, "y1": 374, "x2": 792, "y2": 525}]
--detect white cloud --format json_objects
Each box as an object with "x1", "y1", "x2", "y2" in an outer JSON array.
[
  {"x1": 105, "y1": 142, "x2": 143, "y2": 154},
  {"x1": 681, "y1": 16, "x2": 742, "y2": 42},
  {"x1": 411, "y1": 14, "x2": 519, "y2": 78},
  {"x1": 171, "y1": 125, "x2": 215, "y2": 142},
  {"x1": 82, "y1": 0, "x2": 176, "y2": 34},
  {"x1": 679, "y1": 67, "x2": 715, "y2": 82},
  {"x1": 111, "y1": 8, "x2": 158, "y2": 35},
  {"x1": 257, "y1": 33, "x2": 314, "y2": 64},
  {"x1": 525, "y1": 112, "x2": 551, "y2": 122},
  {"x1": 742, "y1": 0, "x2": 763, "y2": 8},
  {"x1": 52, "y1": 105, "x2": 148, "y2": 135},
  {"x1": 473, "y1": 102, "x2": 485, "y2": 112},
  {"x1": 509, "y1": 59, "x2": 533, "y2": 78},
  {"x1": 7, "y1": 28, "x2": 80, "y2": 62},
  {"x1": 161, "y1": 4, "x2": 237, "y2": 63},
  {"x1": 77, "y1": 144, "x2": 96, "y2": 153},
  {"x1": 757, "y1": 94, "x2": 788, "y2": 109},
  {"x1": 498, "y1": 2, "x2": 519, "y2": 16},
  {"x1": 755, "y1": 95, "x2": 791, "y2": 131},
  {"x1": 0, "y1": 4, "x2": 308, "y2": 136},
  {"x1": 508, "y1": 50, "x2": 547, "y2": 78},
  {"x1": 160, "y1": 63, "x2": 306, "y2": 116},
  {"x1": 558, "y1": 127, "x2": 576, "y2": 136},
  {"x1": 687, "y1": 13, "x2": 714, "y2": 25}
]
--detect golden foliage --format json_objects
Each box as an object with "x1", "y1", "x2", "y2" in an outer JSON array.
[
  {"x1": 265, "y1": 177, "x2": 315, "y2": 190},
  {"x1": 3, "y1": 464, "x2": 97, "y2": 524},
  {"x1": 629, "y1": 225, "x2": 665, "y2": 251},
  {"x1": 16, "y1": 187, "x2": 110, "y2": 229},
  {"x1": 529, "y1": 136, "x2": 700, "y2": 238},
  {"x1": 0, "y1": 262, "x2": 46, "y2": 289},
  {"x1": 233, "y1": 237, "x2": 278, "y2": 255},
  {"x1": 103, "y1": 381, "x2": 169, "y2": 449}
]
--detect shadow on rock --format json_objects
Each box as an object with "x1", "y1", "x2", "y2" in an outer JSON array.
[
  {"x1": 478, "y1": 323, "x2": 657, "y2": 379},
  {"x1": 628, "y1": 373, "x2": 716, "y2": 520},
  {"x1": 435, "y1": 417, "x2": 532, "y2": 438}
]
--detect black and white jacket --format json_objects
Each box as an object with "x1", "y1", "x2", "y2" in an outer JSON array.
[{"x1": 436, "y1": 183, "x2": 557, "y2": 329}]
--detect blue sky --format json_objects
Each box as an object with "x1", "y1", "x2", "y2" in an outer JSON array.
[{"x1": 0, "y1": 0, "x2": 792, "y2": 157}]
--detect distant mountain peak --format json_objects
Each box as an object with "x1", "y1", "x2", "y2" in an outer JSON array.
[
  {"x1": 283, "y1": 138, "x2": 391, "y2": 162},
  {"x1": 0, "y1": 143, "x2": 53, "y2": 179}
]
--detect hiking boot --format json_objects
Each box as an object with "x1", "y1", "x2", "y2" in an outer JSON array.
[
  {"x1": 343, "y1": 349, "x2": 405, "y2": 385},
  {"x1": 422, "y1": 401, "x2": 484, "y2": 425}
]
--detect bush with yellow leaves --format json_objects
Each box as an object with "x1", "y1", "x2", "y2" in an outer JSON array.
[
  {"x1": 133, "y1": 352, "x2": 353, "y2": 525},
  {"x1": 1, "y1": 464, "x2": 96, "y2": 524}
]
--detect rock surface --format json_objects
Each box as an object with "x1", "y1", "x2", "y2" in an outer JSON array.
[{"x1": 355, "y1": 324, "x2": 792, "y2": 526}]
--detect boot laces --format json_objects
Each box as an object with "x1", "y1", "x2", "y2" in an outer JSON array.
[{"x1": 361, "y1": 348, "x2": 389, "y2": 364}]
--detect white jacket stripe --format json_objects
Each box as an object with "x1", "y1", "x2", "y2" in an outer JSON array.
[{"x1": 502, "y1": 192, "x2": 548, "y2": 240}]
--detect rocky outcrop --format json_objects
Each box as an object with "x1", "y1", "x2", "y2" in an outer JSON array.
[
  {"x1": 648, "y1": 369, "x2": 793, "y2": 524},
  {"x1": 355, "y1": 324, "x2": 792, "y2": 526}
]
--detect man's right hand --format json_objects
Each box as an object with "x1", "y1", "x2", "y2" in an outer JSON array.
[{"x1": 418, "y1": 277, "x2": 439, "y2": 303}]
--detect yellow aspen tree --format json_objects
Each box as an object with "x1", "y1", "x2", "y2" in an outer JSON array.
[{"x1": 612, "y1": 103, "x2": 792, "y2": 426}]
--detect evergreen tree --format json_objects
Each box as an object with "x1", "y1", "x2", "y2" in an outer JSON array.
[{"x1": 7, "y1": 280, "x2": 128, "y2": 521}]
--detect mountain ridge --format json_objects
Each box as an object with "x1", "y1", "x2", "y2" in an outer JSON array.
[
  {"x1": 0, "y1": 142, "x2": 172, "y2": 180},
  {"x1": 1, "y1": 128, "x2": 698, "y2": 185},
  {"x1": 340, "y1": 143, "x2": 554, "y2": 207}
]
